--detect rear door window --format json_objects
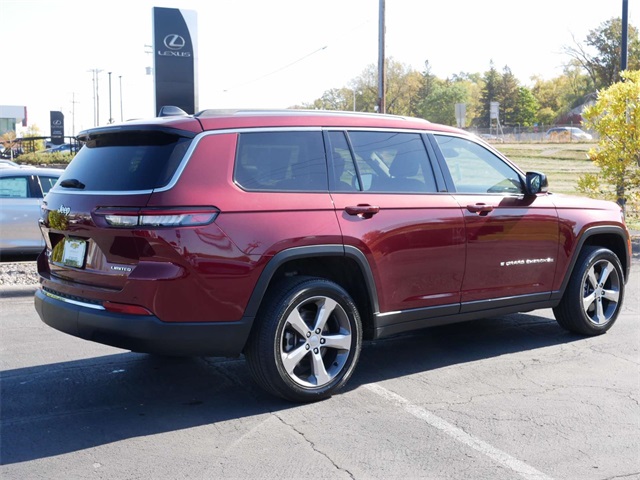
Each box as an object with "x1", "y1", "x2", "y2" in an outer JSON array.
[
  {"x1": 346, "y1": 131, "x2": 437, "y2": 193},
  {"x1": 234, "y1": 131, "x2": 328, "y2": 192},
  {"x1": 56, "y1": 130, "x2": 192, "y2": 192},
  {"x1": 0, "y1": 176, "x2": 29, "y2": 198}
]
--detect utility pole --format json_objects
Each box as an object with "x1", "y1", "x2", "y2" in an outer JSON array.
[
  {"x1": 621, "y1": 0, "x2": 629, "y2": 72},
  {"x1": 377, "y1": 0, "x2": 386, "y2": 114}
]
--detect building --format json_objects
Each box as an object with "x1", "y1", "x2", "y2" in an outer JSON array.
[{"x1": 0, "y1": 105, "x2": 28, "y2": 135}]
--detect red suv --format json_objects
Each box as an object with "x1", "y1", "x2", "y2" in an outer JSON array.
[{"x1": 34, "y1": 110, "x2": 632, "y2": 402}]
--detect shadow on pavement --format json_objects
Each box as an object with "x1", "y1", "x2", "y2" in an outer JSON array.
[{"x1": 0, "y1": 312, "x2": 582, "y2": 465}]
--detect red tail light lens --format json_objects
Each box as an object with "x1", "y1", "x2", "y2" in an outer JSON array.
[{"x1": 95, "y1": 207, "x2": 219, "y2": 228}]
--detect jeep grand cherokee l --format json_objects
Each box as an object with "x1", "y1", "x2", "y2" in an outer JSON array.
[{"x1": 34, "y1": 110, "x2": 631, "y2": 402}]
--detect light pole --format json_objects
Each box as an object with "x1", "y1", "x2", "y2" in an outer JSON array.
[
  {"x1": 108, "y1": 72, "x2": 113, "y2": 124},
  {"x1": 119, "y1": 75, "x2": 123, "y2": 121},
  {"x1": 96, "y1": 69, "x2": 102, "y2": 126}
]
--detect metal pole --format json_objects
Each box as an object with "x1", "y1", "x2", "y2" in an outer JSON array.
[
  {"x1": 119, "y1": 75, "x2": 123, "y2": 121},
  {"x1": 621, "y1": 0, "x2": 629, "y2": 72},
  {"x1": 108, "y1": 72, "x2": 113, "y2": 124},
  {"x1": 96, "y1": 71, "x2": 101, "y2": 126},
  {"x1": 88, "y1": 69, "x2": 96, "y2": 127},
  {"x1": 378, "y1": 0, "x2": 386, "y2": 114}
]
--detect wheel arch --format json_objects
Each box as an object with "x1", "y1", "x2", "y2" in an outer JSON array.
[
  {"x1": 244, "y1": 245, "x2": 380, "y2": 339},
  {"x1": 554, "y1": 226, "x2": 631, "y2": 300}
]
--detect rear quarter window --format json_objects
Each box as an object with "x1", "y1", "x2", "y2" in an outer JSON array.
[
  {"x1": 234, "y1": 131, "x2": 328, "y2": 192},
  {"x1": 57, "y1": 131, "x2": 192, "y2": 191}
]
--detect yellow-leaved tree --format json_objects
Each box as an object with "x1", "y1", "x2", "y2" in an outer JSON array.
[{"x1": 580, "y1": 70, "x2": 640, "y2": 220}]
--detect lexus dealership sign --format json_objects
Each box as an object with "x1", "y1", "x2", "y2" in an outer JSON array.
[{"x1": 153, "y1": 7, "x2": 198, "y2": 115}]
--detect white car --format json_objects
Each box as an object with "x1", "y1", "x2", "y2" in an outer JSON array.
[
  {"x1": 0, "y1": 167, "x2": 62, "y2": 256},
  {"x1": 545, "y1": 127, "x2": 593, "y2": 141}
]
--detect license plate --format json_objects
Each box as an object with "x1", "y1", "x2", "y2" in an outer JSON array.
[{"x1": 62, "y1": 238, "x2": 87, "y2": 268}]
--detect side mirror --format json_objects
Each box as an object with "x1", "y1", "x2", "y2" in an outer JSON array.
[{"x1": 525, "y1": 171, "x2": 548, "y2": 195}]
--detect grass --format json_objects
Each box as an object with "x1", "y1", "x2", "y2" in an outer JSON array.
[
  {"x1": 495, "y1": 143, "x2": 596, "y2": 195},
  {"x1": 494, "y1": 142, "x2": 639, "y2": 231}
]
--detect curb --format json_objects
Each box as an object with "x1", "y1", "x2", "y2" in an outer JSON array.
[{"x1": 0, "y1": 285, "x2": 38, "y2": 298}]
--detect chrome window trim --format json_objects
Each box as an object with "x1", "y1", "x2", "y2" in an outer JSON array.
[{"x1": 50, "y1": 126, "x2": 453, "y2": 196}]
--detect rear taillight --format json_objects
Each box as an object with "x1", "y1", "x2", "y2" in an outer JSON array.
[{"x1": 94, "y1": 207, "x2": 219, "y2": 228}]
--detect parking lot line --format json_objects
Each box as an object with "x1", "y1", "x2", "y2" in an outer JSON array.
[{"x1": 363, "y1": 383, "x2": 554, "y2": 480}]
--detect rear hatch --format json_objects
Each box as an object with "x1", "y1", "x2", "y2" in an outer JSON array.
[{"x1": 39, "y1": 122, "x2": 201, "y2": 291}]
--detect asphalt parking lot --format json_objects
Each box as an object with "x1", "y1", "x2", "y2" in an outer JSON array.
[{"x1": 0, "y1": 259, "x2": 638, "y2": 480}]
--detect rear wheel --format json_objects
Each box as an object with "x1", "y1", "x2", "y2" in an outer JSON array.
[
  {"x1": 553, "y1": 246, "x2": 624, "y2": 335},
  {"x1": 245, "y1": 276, "x2": 362, "y2": 402}
]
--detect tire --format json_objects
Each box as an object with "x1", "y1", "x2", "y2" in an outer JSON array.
[
  {"x1": 245, "y1": 276, "x2": 362, "y2": 402},
  {"x1": 553, "y1": 246, "x2": 624, "y2": 336}
]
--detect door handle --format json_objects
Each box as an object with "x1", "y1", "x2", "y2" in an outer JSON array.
[
  {"x1": 466, "y1": 203, "x2": 494, "y2": 215},
  {"x1": 345, "y1": 204, "x2": 380, "y2": 219}
]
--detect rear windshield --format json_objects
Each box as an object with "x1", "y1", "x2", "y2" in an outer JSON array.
[{"x1": 57, "y1": 131, "x2": 192, "y2": 191}]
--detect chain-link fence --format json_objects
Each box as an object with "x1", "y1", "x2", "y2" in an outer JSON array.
[{"x1": 468, "y1": 124, "x2": 598, "y2": 143}]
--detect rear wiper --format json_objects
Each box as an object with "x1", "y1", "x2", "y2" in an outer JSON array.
[{"x1": 60, "y1": 178, "x2": 86, "y2": 189}]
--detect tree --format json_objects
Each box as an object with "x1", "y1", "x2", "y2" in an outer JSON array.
[
  {"x1": 22, "y1": 125, "x2": 45, "y2": 152},
  {"x1": 513, "y1": 87, "x2": 539, "y2": 127},
  {"x1": 580, "y1": 70, "x2": 640, "y2": 214},
  {"x1": 496, "y1": 66, "x2": 520, "y2": 125},
  {"x1": 418, "y1": 79, "x2": 468, "y2": 125},
  {"x1": 478, "y1": 62, "x2": 500, "y2": 127},
  {"x1": 564, "y1": 18, "x2": 640, "y2": 89},
  {"x1": 1, "y1": 131, "x2": 18, "y2": 160}
]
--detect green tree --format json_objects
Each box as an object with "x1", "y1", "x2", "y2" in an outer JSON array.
[
  {"x1": 418, "y1": 79, "x2": 468, "y2": 125},
  {"x1": 580, "y1": 70, "x2": 640, "y2": 214},
  {"x1": 564, "y1": 18, "x2": 640, "y2": 89},
  {"x1": 478, "y1": 62, "x2": 500, "y2": 127},
  {"x1": 513, "y1": 87, "x2": 539, "y2": 127},
  {"x1": 496, "y1": 66, "x2": 520, "y2": 125}
]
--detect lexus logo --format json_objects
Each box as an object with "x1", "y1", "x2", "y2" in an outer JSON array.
[
  {"x1": 163, "y1": 34, "x2": 186, "y2": 50},
  {"x1": 52, "y1": 120, "x2": 62, "y2": 126}
]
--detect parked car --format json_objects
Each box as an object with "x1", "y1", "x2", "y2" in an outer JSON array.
[
  {"x1": 39, "y1": 143, "x2": 79, "y2": 154},
  {"x1": 0, "y1": 167, "x2": 62, "y2": 256},
  {"x1": 0, "y1": 159, "x2": 20, "y2": 169},
  {"x1": 34, "y1": 109, "x2": 631, "y2": 402},
  {"x1": 545, "y1": 127, "x2": 593, "y2": 140}
]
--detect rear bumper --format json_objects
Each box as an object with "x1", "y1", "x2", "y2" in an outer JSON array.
[{"x1": 34, "y1": 289, "x2": 253, "y2": 357}]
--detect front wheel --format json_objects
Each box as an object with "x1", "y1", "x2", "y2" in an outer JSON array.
[
  {"x1": 245, "y1": 276, "x2": 362, "y2": 402},
  {"x1": 553, "y1": 246, "x2": 625, "y2": 336}
]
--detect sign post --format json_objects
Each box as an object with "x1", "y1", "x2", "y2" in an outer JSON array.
[
  {"x1": 152, "y1": 7, "x2": 198, "y2": 115},
  {"x1": 50, "y1": 111, "x2": 64, "y2": 145}
]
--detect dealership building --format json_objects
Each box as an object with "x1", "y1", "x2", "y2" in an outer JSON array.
[{"x1": 0, "y1": 105, "x2": 28, "y2": 136}]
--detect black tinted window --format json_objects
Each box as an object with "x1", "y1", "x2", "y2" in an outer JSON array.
[
  {"x1": 327, "y1": 131, "x2": 360, "y2": 191},
  {"x1": 57, "y1": 131, "x2": 192, "y2": 191},
  {"x1": 235, "y1": 131, "x2": 328, "y2": 191},
  {"x1": 348, "y1": 131, "x2": 437, "y2": 193}
]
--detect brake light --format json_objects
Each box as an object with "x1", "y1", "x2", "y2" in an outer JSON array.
[{"x1": 95, "y1": 207, "x2": 219, "y2": 227}]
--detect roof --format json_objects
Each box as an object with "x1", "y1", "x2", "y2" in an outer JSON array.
[
  {"x1": 0, "y1": 166, "x2": 63, "y2": 176},
  {"x1": 79, "y1": 109, "x2": 465, "y2": 137}
]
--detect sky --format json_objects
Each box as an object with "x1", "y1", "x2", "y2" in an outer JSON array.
[{"x1": 1, "y1": 0, "x2": 637, "y2": 136}]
